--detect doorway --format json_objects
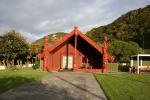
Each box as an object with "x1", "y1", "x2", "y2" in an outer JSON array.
[{"x1": 62, "y1": 55, "x2": 73, "y2": 69}]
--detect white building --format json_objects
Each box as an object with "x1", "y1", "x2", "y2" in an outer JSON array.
[{"x1": 130, "y1": 54, "x2": 150, "y2": 74}]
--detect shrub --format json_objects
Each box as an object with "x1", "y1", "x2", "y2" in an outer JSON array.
[
  {"x1": 118, "y1": 65, "x2": 130, "y2": 72},
  {"x1": 32, "y1": 60, "x2": 40, "y2": 70}
]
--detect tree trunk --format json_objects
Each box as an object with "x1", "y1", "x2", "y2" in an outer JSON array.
[
  {"x1": 11, "y1": 59, "x2": 15, "y2": 67},
  {"x1": 0, "y1": 61, "x2": 1, "y2": 65},
  {"x1": 20, "y1": 60, "x2": 23, "y2": 68},
  {"x1": 17, "y1": 60, "x2": 19, "y2": 68},
  {"x1": 6, "y1": 59, "x2": 10, "y2": 69},
  {"x1": 2, "y1": 60, "x2": 7, "y2": 69}
]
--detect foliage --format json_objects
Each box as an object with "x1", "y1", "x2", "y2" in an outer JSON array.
[
  {"x1": 144, "y1": 49, "x2": 150, "y2": 54},
  {"x1": 118, "y1": 65, "x2": 130, "y2": 72},
  {"x1": 0, "y1": 30, "x2": 30, "y2": 68},
  {"x1": 1, "y1": 30, "x2": 29, "y2": 56},
  {"x1": 87, "y1": 5, "x2": 150, "y2": 49},
  {"x1": 31, "y1": 32, "x2": 67, "y2": 54},
  {"x1": 95, "y1": 73, "x2": 150, "y2": 100},
  {"x1": 0, "y1": 68, "x2": 49, "y2": 94},
  {"x1": 109, "y1": 40, "x2": 143, "y2": 61},
  {"x1": 32, "y1": 60, "x2": 40, "y2": 70},
  {"x1": 86, "y1": 5, "x2": 150, "y2": 62}
]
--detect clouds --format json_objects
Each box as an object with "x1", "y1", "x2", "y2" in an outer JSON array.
[{"x1": 0, "y1": 0, "x2": 150, "y2": 42}]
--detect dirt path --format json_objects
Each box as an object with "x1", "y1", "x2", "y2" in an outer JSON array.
[{"x1": 0, "y1": 72, "x2": 107, "y2": 100}]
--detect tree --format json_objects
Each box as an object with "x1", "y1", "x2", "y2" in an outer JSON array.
[
  {"x1": 109, "y1": 40, "x2": 143, "y2": 62},
  {"x1": 0, "y1": 30, "x2": 30, "y2": 68}
]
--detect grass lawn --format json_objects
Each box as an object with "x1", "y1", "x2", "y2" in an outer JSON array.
[
  {"x1": 0, "y1": 68, "x2": 49, "y2": 94},
  {"x1": 94, "y1": 73, "x2": 150, "y2": 100}
]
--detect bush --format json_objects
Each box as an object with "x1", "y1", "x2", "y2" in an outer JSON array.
[
  {"x1": 118, "y1": 65, "x2": 130, "y2": 72},
  {"x1": 32, "y1": 60, "x2": 40, "y2": 70}
]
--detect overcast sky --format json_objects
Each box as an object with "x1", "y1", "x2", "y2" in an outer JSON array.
[{"x1": 0, "y1": 0, "x2": 150, "y2": 42}]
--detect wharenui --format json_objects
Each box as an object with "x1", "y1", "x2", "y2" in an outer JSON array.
[{"x1": 38, "y1": 27, "x2": 115, "y2": 73}]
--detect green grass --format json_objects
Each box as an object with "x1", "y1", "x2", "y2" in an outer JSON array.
[
  {"x1": 0, "y1": 68, "x2": 49, "y2": 94},
  {"x1": 94, "y1": 73, "x2": 150, "y2": 100}
]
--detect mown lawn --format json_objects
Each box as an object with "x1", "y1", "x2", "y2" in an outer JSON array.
[
  {"x1": 94, "y1": 73, "x2": 150, "y2": 100},
  {"x1": 0, "y1": 68, "x2": 49, "y2": 94}
]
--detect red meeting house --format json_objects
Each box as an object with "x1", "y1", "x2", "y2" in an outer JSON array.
[{"x1": 38, "y1": 27, "x2": 115, "y2": 72}]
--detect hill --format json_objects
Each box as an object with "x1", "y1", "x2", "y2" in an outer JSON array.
[
  {"x1": 32, "y1": 5, "x2": 150, "y2": 61},
  {"x1": 86, "y1": 5, "x2": 150, "y2": 50},
  {"x1": 31, "y1": 32, "x2": 67, "y2": 53}
]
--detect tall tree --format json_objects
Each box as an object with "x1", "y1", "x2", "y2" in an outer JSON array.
[{"x1": 0, "y1": 30, "x2": 29, "y2": 68}]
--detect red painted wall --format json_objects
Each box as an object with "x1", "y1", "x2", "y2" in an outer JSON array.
[
  {"x1": 40, "y1": 27, "x2": 113, "y2": 72},
  {"x1": 48, "y1": 42, "x2": 82, "y2": 71}
]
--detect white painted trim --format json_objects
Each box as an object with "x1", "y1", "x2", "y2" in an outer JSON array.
[
  {"x1": 131, "y1": 54, "x2": 150, "y2": 58},
  {"x1": 130, "y1": 54, "x2": 150, "y2": 74},
  {"x1": 137, "y1": 55, "x2": 139, "y2": 74},
  {"x1": 140, "y1": 59, "x2": 142, "y2": 66},
  {"x1": 130, "y1": 58, "x2": 133, "y2": 67}
]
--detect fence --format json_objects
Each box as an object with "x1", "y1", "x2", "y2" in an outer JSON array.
[{"x1": 108, "y1": 62, "x2": 119, "y2": 72}]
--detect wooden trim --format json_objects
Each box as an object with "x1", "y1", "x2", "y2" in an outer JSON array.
[{"x1": 46, "y1": 27, "x2": 103, "y2": 54}]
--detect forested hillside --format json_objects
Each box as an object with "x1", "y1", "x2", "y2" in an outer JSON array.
[
  {"x1": 86, "y1": 5, "x2": 150, "y2": 49},
  {"x1": 86, "y1": 5, "x2": 150, "y2": 61},
  {"x1": 31, "y1": 32, "x2": 67, "y2": 53},
  {"x1": 32, "y1": 5, "x2": 150, "y2": 62}
]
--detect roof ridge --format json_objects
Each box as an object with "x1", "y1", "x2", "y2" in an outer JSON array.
[{"x1": 46, "y1": 27, "x2": 103, "y2": 53}]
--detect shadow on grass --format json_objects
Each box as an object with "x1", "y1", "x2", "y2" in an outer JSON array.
[
  {"x1": 0, "y1": 76, "x2": 36, "y2": 94},
  {"x1": 101, "y1": 74, "x2": 150, "y2": 84},
  {"x1": 0, "y1": 77, "x2": 79, "y2": 100}
]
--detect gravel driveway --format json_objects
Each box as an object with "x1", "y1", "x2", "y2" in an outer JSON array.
[{"x1": 0, "y1": 72, "x2": 107, "y2": 100}]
